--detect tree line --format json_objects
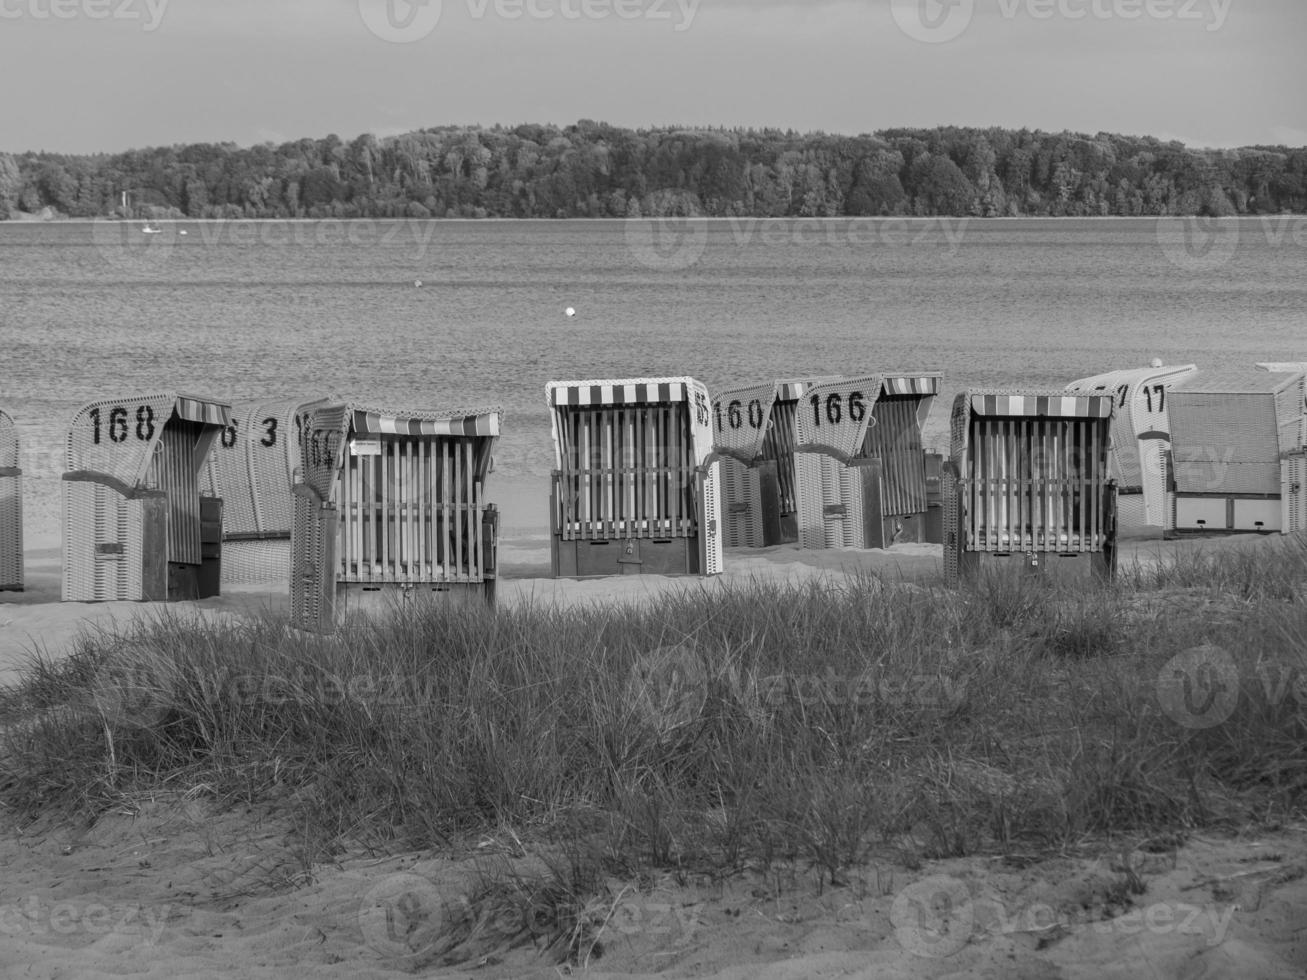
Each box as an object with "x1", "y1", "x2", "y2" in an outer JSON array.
[{"x1": 2, "y1": 121, "x2": 1304, "y2": 220}]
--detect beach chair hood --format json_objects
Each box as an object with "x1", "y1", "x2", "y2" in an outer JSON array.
[{"x1": 796, "y1": 374, "x2": 940, "y2": 464}]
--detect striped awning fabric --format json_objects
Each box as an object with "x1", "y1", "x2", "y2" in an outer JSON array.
[
  {"x1": 173, "y1": 394, "x2": 232, "y2": 427},
  {"x1": 351, "y1": 409, "x2": 500, "y2": 438},
  {"x1": 550, "y1": 381, "x2": 688, "y2": 406},
  {"x1": 883, "y1": 375, "x2": 942, "y2": 396},
  {"x1": 971, "y1": 393, "x2": 1112, "y2": 418}
]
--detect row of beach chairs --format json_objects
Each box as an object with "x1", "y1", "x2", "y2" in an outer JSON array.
[{"x1": 0, "y1": 363, "x2": 1303, "y2": 628}]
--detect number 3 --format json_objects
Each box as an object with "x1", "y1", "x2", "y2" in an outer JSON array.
[{"x1": 261, "y1": 417, "x2": 278, "y2": 448}]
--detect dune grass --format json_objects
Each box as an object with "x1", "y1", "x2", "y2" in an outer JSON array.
[{"x1": 1, "y1": 535, "x2": 1305, "y2": 963}]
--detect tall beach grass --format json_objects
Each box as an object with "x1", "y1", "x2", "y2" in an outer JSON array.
[{"x1": 2, "y1": 534, "x2": 1305, "y2": 962}]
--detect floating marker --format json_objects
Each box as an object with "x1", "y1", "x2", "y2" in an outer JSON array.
[
  {"x1": 415, "y1": 279, "x2": 423, "y2": 288},
  {"x1": 565, "y1": 307, "x2": 576, "y2": 318}
]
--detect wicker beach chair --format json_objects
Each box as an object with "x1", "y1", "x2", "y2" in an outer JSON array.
[
  {"x1": 548, "y1": 377, "x2": 722, "y2": 577},
  {"x1": 1066, "y1": 363, "x2": 1199, "y2": 530},
  {"x1": 1168, "y1": 369, "x2": 1307, "y2": 535},
  {"x1": 203, "y1": 397, "x2": 325, "y2": 585},
  {"x1": 711, "y1": 377, "x2": 831, "y2": 548},
  {"x1": 944, "y1": 389, "x2": 1118, "y2": 584},
  {"x1": 289, "y1": 401, "x2": 502, "y2": 632},
  {"x1": 0, "y1": 409, "x2": 22, "y2": 592},
  {"x1": 62, "y1": 392, "x2": 231, "y2": 602},
  {"x1": 792, "y1": 373, "x2": 942, "y2": 549}
]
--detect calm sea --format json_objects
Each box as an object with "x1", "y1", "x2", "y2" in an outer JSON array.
[{"x1": 1, "y1": 217, "x2": 1304, "y2": 478}]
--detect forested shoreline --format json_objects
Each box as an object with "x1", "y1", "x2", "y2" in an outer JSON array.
[{"x1": 2, "y1": 121, "x2": 1305, "y2": 220}]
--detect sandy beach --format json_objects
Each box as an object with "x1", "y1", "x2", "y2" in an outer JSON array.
[{"x1": 3, "y1": 476, "x2": 1306, "y2": 979}]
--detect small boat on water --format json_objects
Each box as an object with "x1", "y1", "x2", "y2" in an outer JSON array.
[{"x1": 142, "y1": 223, "x2": 162, "y2": 234}]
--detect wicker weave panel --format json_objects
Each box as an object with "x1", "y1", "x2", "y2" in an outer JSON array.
[
  {"x1": 795, "y1": 451, "x2": 870, "y2": 549},
  {"x1": 1285, "y1": 455, "x2": 1306, "y2": 534},
  {"x1": 702, "y1": 461, "x2": 723, "y2": 574},
  {"x1": 0, "y1": 409, "x2": 22, "y2": 590},
  {"x1": 61, "y1": 482, "x2": 144, "y2": 601},
  {"x1": 1169, "y1": 392, "x2": 1281, "y2": 493},
  {"x1": 719, "y1": 457, "x2": 765, "y2": 549},
  {"x1": 222, "y1": 539, "x2": 292, "y2": 586},
  {"x1": 290, "y1": 491, "x2": 332, "y2": 632}
]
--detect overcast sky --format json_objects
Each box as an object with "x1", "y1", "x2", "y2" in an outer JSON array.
[{"x1": 1, "y1": 0, "x2": 1303, "y2": 154}]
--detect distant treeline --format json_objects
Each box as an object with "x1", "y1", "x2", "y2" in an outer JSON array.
[{"x1": 2, "y1": 121, "x2": 1305, "y2": 220}]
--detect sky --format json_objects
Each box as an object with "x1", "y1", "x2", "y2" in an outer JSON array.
[{"x1": 0, "y1": 0, "x2": 1303, "y2": 154}]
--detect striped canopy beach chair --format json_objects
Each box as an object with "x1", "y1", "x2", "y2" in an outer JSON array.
[
  {"x1": 711, "y1": 377, "x2": 831, "y2": 548},
  {"x1": 791, "y1": 373, "x2": 942, "y2": 550},
  {"x1": 290, "y1": 401, "x2": 502, "y2": 632},
  {"x1": 62, "y1": 392, "x2": 231, "y2": 602},
  {"x1": 1066, "y1": 363, "x2": 1199, "y2": 530},
  {"x1": 548, "y1": 377, "x2": 722, "y2": 577},
  {"x1": 944, "y1": 389, "x2": 1117, "y2": 584},
  {"x1": 203, "y1": 397, "x2": 325, "y2": 585},
  {"x1": 1168, "y1": 369, "x2": 1306, "y2": 535},
  {"x1": 0, "y1": 409, "x2": 22, "y2": 592}
]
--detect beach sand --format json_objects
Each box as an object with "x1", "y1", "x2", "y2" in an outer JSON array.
[{"x1": 2, "y1": 476, "x2": 1305, "y2": 978}]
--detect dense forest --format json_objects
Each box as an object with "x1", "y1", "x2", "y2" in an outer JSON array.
[{"x1": 2, "y1": 121, "x2": 1305, "y2": 220}]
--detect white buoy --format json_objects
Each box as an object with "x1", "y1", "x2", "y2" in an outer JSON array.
[
  {"x1": 565, "y1": 307, "x2": 576, "y2": 318},
  {"x1": 415, "y1": 279, "x2": 423, "y2": 288},
  {"x1": 179, "y1": 229, "x2": 187, "y2": 236},
  {"x1": 1150, "y1": 357, "x2": 1163, "y2": 368}
]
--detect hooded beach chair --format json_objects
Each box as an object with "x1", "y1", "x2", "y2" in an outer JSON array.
[
  {"x1": 1066, "y1": 363, "x2": 1199, "y2": 531},
  {"x1": 791, "y1": 373, "x2": 942, "y2": 549},
  {"x1": 548, "y1": 377, "x2": 722, "y2": 577},
  {"x1": 290, "y1": 401, "x2": 502, "y2": 632},
  {"x1": 944, "y1": 389, "x2": 1117, "y2": 584},
  {"x1": 1168, "y1": 369, "x2": 1307, "y2": 534},
  {"x1": 0, "y1": 409, "x2": 22, "y2": 592},
  {"x1": 711, "y1": 377, "x2": 831, "y2": 548},
  {"x1": 203, "y1": 397, "x2": 325, "y2": 585},
  {"x1": 1256, "y1": 363, "x2": 1307, "y2": 534},
  {"x1": 62, "y1": 392, "x2": 231, "y2": 601}
]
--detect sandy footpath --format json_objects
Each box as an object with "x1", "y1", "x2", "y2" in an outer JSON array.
[{"x1": 2, "y1": 476, "x2": 1305, "y2": 978}]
